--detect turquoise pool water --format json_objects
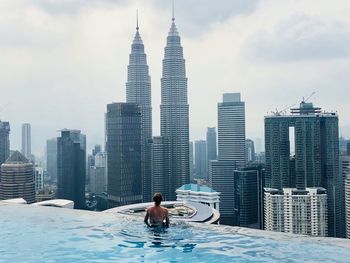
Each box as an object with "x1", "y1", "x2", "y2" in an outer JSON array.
[{"x1": 1, "y1": 204, "x2": 350, "y2": 262}]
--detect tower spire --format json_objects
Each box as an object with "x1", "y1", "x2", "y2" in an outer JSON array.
[
  {"x1": 136, "y1": 9, "x2": 139, "y2": 31},
  {"x1": 172, "y1": 0, "x2": 175, "y2": 21}
]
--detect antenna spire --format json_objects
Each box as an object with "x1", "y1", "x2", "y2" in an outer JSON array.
[
  {"x1": 172, "y1": 0, "x2": 175, "y2": 21},
  {"x1": 136, "y1": 9, "x2": 139, "y2": 31}
]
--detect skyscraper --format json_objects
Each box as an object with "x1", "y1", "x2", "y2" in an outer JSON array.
[
  {"x1": 246, "y1": 139, "x2": 255, "y2": 162},
  {"x1": 57, "y1": 129, "x2": 86, "y2": 209},
  {"x1": 126, "y1": 18, "x2": 152, "y2": 202},
  {"x1": 264, "y1": 101, "x2": 341, "y2": 237},
  {"x1": 106, "y1": 103, "x2": 142, "y2": 207},
  {"x1": 345, "y1": 174, "x2": 350, "y2": 239},
  {"x1": 0, "y1": 151, "x2": 35, "y2": 204},
  {"x1": 189, "y1": 141, "x2": 194, "y2": 182},
  {"x1": 21, "y1": 123, "x2": 31, "y2": 159},
  {"x1": 151, "y1": 136, "x2": 165, "y2": 196},
  {"x1": 160, "y1": 14, "x2": 189, "y2": 200},
  {"x1": 46, "y1": 138, "x2": 57, "y2": 182},
  {"x1": 0, "y1": 121, "x2": 10, "y2": 167},
  {"x1": 206, "y1": 127, "x2": 217, "y2": 163},
  {"x1": 233, "y1": 166, "x2": 264, "y2": 229},
  {"x1": 195, "y1": 140, "x2": 207, "y2": 180},
  {"x1": 209, "y1": 93, "x2": 246, "y2": 225},
  {"x1": 217, "y1": 93, "x2": 246, "y2": 167}
]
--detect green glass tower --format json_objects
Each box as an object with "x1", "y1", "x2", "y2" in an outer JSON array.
[{"x1": 264, "y1": 101, "x2": 342, "y2": 237}]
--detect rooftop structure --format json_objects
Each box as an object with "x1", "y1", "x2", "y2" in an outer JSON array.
[{"x1": 176, "y1": 184, "x2": 220, "y2": 211}]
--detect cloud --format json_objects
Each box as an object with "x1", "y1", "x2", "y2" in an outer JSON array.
[
  {"x1": 151, "y1": 0, "x2": 260, "y2": 36},
  {"x1": 244, "y1": 13, "x2": 350, "y2": 61}
]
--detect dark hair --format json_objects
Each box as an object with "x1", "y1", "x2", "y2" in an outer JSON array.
[{"x1": 153, "y1": 193, "x2": 162, "y2": 206}]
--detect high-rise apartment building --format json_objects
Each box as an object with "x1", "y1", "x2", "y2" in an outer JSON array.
[
  {"x1": 264, "y1": 188, "x2": 328, "y2": 237},
  {"x1": 160, "y1": 15, "x2": 189, "y2": 201},
  {"x1": 345, "y1": 174, "x2": 350, "y2": 239},
  {"x1": 57, "y1": 129, "x2": 86, "y2": 209},
  {"x1": 126, "y1": 21, "x2": 152, "y2": 202},
  {"x1": 217, "y1": 93, "x2": 246, "y2": 167},
  {"x1": 264, "y1": 101, "x2": 341, "y2": 237},
  {"x1": 46, "y1": 138, "x2": 57, "y2": 182},
  {"x1": 106, "y1": 103, "x2": 142, "y2": 207},
  {"x1": 0, "y1": 121, "x2": 10, "y2": 167},
  {"x1": 195, "y1": 140, "x2": 207, "y2": 180},
  {"x1": 206, "y1": 127, "x2": 217, "y2": 162},
  {"x1": 0, "y1": 151, "x2": 35, "y2": 204},
  {"x1": 21, "y1": 123, "x2": 31, "y2": 159}
]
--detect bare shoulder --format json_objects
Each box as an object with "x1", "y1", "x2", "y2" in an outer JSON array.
[
  {"x1": 146, "y1": 206, "x2": 153, "y2": 213},
  {"x1": 161, "y1": 206, "x2": 169, "y2": 214}
]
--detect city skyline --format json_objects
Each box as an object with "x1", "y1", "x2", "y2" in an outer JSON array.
[{"x1": 2, "y1": 0, "x2": 350, "y2": 156}]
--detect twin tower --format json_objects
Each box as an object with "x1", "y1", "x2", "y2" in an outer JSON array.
[{"x1": 119, "y1": 14, "x2": 189, "y2": 203}]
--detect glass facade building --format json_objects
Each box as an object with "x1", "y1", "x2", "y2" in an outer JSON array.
[
  {"x1": 160, "y1": 17, "x2": 190, "y2": 201},
  {"x1": 57, "y1": 129, "x2": 86, "y2": 209},
  {"x1": 106, "y1": 103, "x2": 142, "y2": 207},
  {"x1": 126, "y1": 24, "x2": 152, "y2": 202},
  {"x1": 264, "y1": 102, "x2": 341, "y2": 237}
]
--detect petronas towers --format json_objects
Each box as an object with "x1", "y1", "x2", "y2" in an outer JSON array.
[
  {"x1": 126, "y1": 22, "x2": 152, "y2": 202},
  {"x1": 125, "y1": 12, "x2": 189, "y2": 202}
]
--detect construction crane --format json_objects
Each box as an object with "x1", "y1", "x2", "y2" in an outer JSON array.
[
  {"x1": 302, "y1": 91, "x2": 316, "y2": 103},
  {"x1": 0, "y1": 103, "x2": 10, "y2": 114}
]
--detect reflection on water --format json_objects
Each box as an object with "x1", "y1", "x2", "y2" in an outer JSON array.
[{"x1": 1, "y1": 205, "x2": 350, "y2": 263}]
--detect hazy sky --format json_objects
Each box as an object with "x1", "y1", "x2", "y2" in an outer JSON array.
[{"x1": 1, "y1": 0, "x2": 350, "y2": 156}]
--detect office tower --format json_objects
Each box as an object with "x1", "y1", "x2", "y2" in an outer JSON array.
[
  {"x1": 209, "y1": 93, "x2": 246, "y2": 225},
  {"x1": 46, "y1": 138, "x2": 57, "y2": 182},
  {"x1": 246, "y1": 139, "x2": 255, "y2": 162},
  {"x1": 206, "y1": 127, "x2": 217, "y2": 162},
  {"x1": 233, "y1": 166, "x2": 264, "y2": 229},
  {"x1": 106, "y1": 103, "x2": 142, "y2": 207},
  {"x1": 265, "y1": 101, "x2": 341, "y2": 237},
  {"x1": 217, "y1": 93, "x2": 246, "y2": 167},
  {"x1": 160, "y1": 14, "x2": 189, "y2": 201},
  {"x1": 34, "y1": 165, "x2": 44, "y2": 192},
  {"x1": 345, "y1": 174, "x2": 350, "y2": 239},
  {"x1": 255, "y1": 138, "x2": 263, "y2": 154},
  {"x1": 0, "y1": 151, "x2": 35, "y2": 203},
  {"x1": 21, "y1": 123, "x2": 31, "y2": 159},
  {"x1": 189, "y1": 141, "x2": 194, "y2": 182},
  {"x1": 195, "y1": 140, "x2": 207, "y2": 180},
  {"x1": 209, "y1": 160, "x2": 236, "y2": 225},
  {"x1": 264, "y1": 188, "x2": 328, "y2": 237},
  {"x1": 89, "y1": 152, "x2": 107, "y2": 194},
  {"x1": 57, "y1": 129, "x2": 86, "y2": 209},
  {"x1": 126, "y1": 19, "x2": 152, "y2": 202},
  {"x1": 93, "y1": 145, "x2": 101, "y2": 156},
  {"x1": 0, "y1": 121, "x2": 10, "y2": 167},
  {"x1": 176, "y1": 184, "x2": 220, "y2": 210},
  {"x1": 151, "y1": 136, "x2": 165, "y2": 196}
]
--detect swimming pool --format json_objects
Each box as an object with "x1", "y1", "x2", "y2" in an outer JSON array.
[{"x1": 1, "y1": 203, "x2": 350, "y2": 262}]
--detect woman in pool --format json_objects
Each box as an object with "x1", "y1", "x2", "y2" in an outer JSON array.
[{"x1": 144, "y1": 193, "x2": 170, "y2": 228}]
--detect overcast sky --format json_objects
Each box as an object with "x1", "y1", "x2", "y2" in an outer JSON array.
[{"x1": 1, "y1": 0, "x2": 350, "y2": 157}]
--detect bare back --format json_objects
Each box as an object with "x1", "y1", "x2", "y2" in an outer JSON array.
[{"x1": 145, "y1": 205, "x2": 169, "y2": 227}]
